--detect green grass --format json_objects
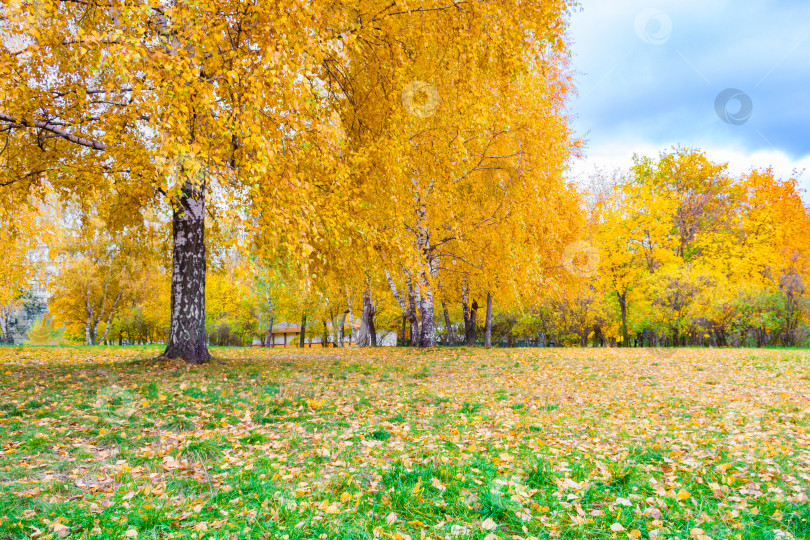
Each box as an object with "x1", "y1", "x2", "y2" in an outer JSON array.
[{"x1": 181, "y1": 438, "x2": 224, "y2": 462}]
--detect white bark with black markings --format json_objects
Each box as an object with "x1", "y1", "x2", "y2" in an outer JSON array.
[
  {"x1": 163, "y1": 181, "x2": 210, "y2": 364},
  {"x1": 415, "y1": 203, "x2": 438, "y2": 347},
  {"x1": 385, "y1": 269, "x2": 419, "y2": 345}
]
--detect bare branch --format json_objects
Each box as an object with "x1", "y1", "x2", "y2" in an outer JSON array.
[{"x1": 0, "y1": 113, "x2": 107, "y2": 151}]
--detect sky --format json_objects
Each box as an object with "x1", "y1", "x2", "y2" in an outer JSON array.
[{"x1": 566, "y1": 0, "x2": 810, "y2": 199}]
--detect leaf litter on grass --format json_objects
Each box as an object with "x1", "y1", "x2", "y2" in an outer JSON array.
[{"x1": 0, "y1": 346, "x2": 808, "y2": 539}]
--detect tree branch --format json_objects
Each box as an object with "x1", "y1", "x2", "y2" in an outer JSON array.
[{"x1": 0, "y1": 113, "x2": 107, "y2": 151}]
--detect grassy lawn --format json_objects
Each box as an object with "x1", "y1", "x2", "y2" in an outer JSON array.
[{"x1": 1, "y1": 346, "x2": 809, "y2": 539}]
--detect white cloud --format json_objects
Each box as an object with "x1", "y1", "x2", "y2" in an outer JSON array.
[{"x1": 565, "y1": 0, "x2": 810, "y2": 203}]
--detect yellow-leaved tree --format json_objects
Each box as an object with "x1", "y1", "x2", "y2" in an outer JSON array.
[
  {"x1": 1, "y1": 0, "x2": 345, "y2": 362},
  {"x1": 318, "y1": 0, "x2": 581, "y2": 347},
  {"x1": 595, "y1": 148, "x2": 810, "y2": 347},
  {"x1": 0, "y1": 197, "x2": 53, "y2": 344}
]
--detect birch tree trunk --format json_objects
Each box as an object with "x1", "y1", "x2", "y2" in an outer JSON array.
[
  {"x1": 407, "y1": 273, "x2": 419, "y2": 346},
  {"x1": 357, "y1": 289, "x2": 376, "y2": 347},
  {"x1": 266, "y1": 314, "x2": 274, "y2": 347},
  {"x1": 462, "y1": 284, "x2": 470, "y2": 346},
  {"x1": 346, "y1": 286, "x2": 354, "y2": 346},
  {"x1": 338, "y1": 310, "x2": 348, "y2": 347},
  {"x1": 357, "y1": 298, "x2": 369, "y2": 347},
  {"x1": 418, "y1": 277, "x2": 436, "y2": 347},
  {"x1": 163, "y1": 182, "x2": 210, "y2": 364},
  {"x1": 85, "y1": 289, "x2": 96, "y2": 345},
  {"x1": 0, "y1": 308, "x2": 14, "y2": 345},
  {"x1": 415, "y1": 201, "x2": 438, "y2": 348},
  {"x1": 417, "y1": 257, "x2": 438, "y2": 347},
  {"x1": 265, "y1": 291, "x2": 274, "y2": 347},
  {"x1": 369, "y1": 299, "x2": 377, "y2": 347},
  {"x1": 385, "y1": 269, "x2": 419, "y2": 346},
  {"x1": 85, "y1": 317, "x2": 95, "y2": 346},
  {"x1": 442, "y1": 302, "x2": 455, "y2": 345},
  {"x1": 97, "y1": 289, "x2": 123, "y2": 345},
  {"x1": 322, "y1": 320, "x2": 329, "y2": 348},
  {"x1": 462, "y1": 281, "x2": 478, "y2": 345},
  {"x1": 618, "y1": 291, "x2": 629, "y2": 346},
  {"x1": 485, "y1": 292, "x2": 492, "y2": 347},
  {"x1": 466, "y1": 301, "x2": 478, "y2": 345}
]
